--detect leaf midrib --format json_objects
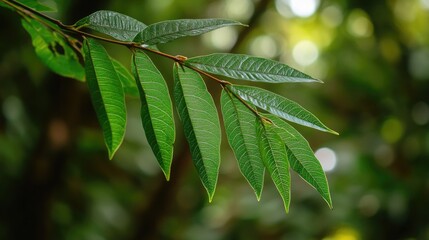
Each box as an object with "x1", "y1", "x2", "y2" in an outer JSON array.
[
  {"x1": 178, "y1": 78, "x2": 214, "y2": 190},
  {"x1": 229, "y1": 94, "x2": 261, "y2": 186}
]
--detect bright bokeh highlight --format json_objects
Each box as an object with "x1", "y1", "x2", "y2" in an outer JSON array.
[
  {"x1": 204, "y1": 27, "x2": 238, "y2": 51},
  {"x1": 275, "y1": 0, "x2": 319, "y2": 18},
  {"x1": 289, "y1": 0, "x2": 319, "y2": 17},
  {"x1": 250, "y1": 35, "x2": 278, "y2": 59},
  {"x1": 347, "y1": 9, "x2": 374, "y2": 38},
  {"x1": 292, "y1": 40, "x2": 319, "y2": 66},
  {"x1": 315, "y1": 147, "x2": 337, "y2": 172}
]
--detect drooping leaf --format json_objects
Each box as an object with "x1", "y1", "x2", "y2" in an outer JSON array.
[
  {"x1": 111, "y1": 58, "x2": 139, "y2": 97},
  {"x1": 133, "y1": 50, "x2": 175, "y2": 180},
  {"x1": 173, "y1": 64, "x2": 221, "y2": 201},
  {"x1": 134, "y1": 19, "x2": 244, "y2": 45},
  {"x1": 21, "y1": 17, "x2": 85, "y2": 81},
  {"x1": 228, "y1": 85, "x2": 338, "y2": 134},
  {"x1": 75, "y1": 10, "x2": 146, "y2": 41},
  {"x1": 266, "y1": 114, "x2": 332, "y2": 208},
  {"x1": 257, "y1": 119, "x2": 291, "y2": 212},
  {"x1": 185, "y1": 53, "x2": 321, "y2": 83},
  {"x1": 83, "y1": 38, "x2": 126, "y2": 159},
  {"x1": 220, "y1": 89, "x2": 265, "y2": 200}
]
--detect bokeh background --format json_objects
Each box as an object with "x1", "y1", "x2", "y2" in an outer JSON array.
[{"x1": 1, "y1": 0, "x2": 429, "y2": 239}]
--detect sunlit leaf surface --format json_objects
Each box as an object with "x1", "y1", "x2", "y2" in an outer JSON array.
[
  {"x1": 186, "y1": 53, "x2": 320, "y2": 83},
  {"x1": 21, "y1": 18, "x2": 85, "y2": 81},
  {"x1": 229, "y1": 85, "x2": 338, "y2": 134},
  {"x1": 134, "y1": 19, "x2": 244, "y2": 45},
  {"x1": 75, "y1": 10, "x2": 146, "y2": 41}
]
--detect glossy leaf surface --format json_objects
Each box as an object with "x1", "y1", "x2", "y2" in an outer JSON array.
[
  {"x1": 257, "y1": 120, "x2": 291, "y2": 212},
  {"x1": 83, "y1": 38, "x2": 126, "y2": 159},
  {"x1": 228, "y1": 85, "x2": 338, "y2": 134},
  {"x1": 174, "y1": 64, "x2": 221, "y2": 201},
  {"x1": 21, "y1": 18, "x2": 85, "y2": 81},
  {"x1": 220, "y1": 89, "x2": 265, "y2": 199},
  {"x1": 75, "y1": 10, "x2": 146, "y2": 41},
  {"x1": 133, "y1": 50, "x2": 175, "y2": 180},
  {"x1": 186, "y1": 53, "x2": 320, "y2": 83},
  {"x1": 267, "y1": 114, "x2": 332, "y2": 208},
  {"x1": 134, "y1": 19, "x2": 243, "y2": 45}
]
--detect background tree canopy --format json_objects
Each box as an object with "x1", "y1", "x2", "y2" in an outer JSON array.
[{"x1": 1, "y1": 0, "x2": 429, "y2": 239}]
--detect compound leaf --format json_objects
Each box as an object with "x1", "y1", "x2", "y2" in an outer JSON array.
[
  {"x1": 185, "y1": 53, "x2": 320, "y2": 83},
  {"x1": 257, "y1": 120, "x2": 291, "y2": 212},
  {"x1": 221, "y1": 89, "x2": 265, "y2": 199},
  {"x1": 75, "y1": 10, "x2": 146, "y2": 41},
  {"x1": 111, "y1": 58, "x2": 139, "y2": 97},
  {"x1": 133, "y1": 50, "x2": 175, "y2": 180},
  {"x1": 174, "y1": 64, "x2": 221, "y2": 201},
  {"x1": 267, "y1": 114, "x2": 332, "y2": 208},
  {"x1": 134, "y1": 19, "x2": 244, "y2": 45},
  {"x1": 228, "y1": 85, "x2": 338, "y2": 134},
  {"x1": 83, "y1": 38, "x2": 126, "y2": 159},
  {"x1": 21, "y1": 17, "x2": 85, "y2": 81}
]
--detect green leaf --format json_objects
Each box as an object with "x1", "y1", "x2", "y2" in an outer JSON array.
[
  {"x1": 0, "y1": 1, "x2": 13, "y2": 10},
  {"x1": 185, "y1": 53, "x2": 321, "y2": 83},
  {"x1": 257, "y1": 120, "x2": 291, "y2": 212},
  {"x1": 21, "y1": 18, "x2": 85, "y2": 81},
  {"x1": 228, "y1": 85, "x2": 338, "y2": 134},
  {"x1": 17, "y1": 0, "x2": 56, "y2": 12},
  {"x1": 133, "y1": 50, "x2": 175, "y2": 180},
  {"x1": 266, "y1": 114, "x2": 332, "y2": 208},
  {"x1": 111, "y1": 58, "x2": 139, "y2": 97},
  {"x1": 75, "y1": 10, "x2": 147, "y2": 41},
  {"x1": 173, "y1": 64, "x2": 221, "y2": 201},
  {"x1": 134, "y1": 19, "x2": 244, "y2": 45},
  {"x1": 220, "y1": 89, "x2": 265, "y2": 199},
  {"x1": 83, "y1": 38, "x2": 126, "y2": 159}
]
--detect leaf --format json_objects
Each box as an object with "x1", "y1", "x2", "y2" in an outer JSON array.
[
  {"x1": 132, "y1": 50, "x2": 175, "y2": 180},
  {"x1": 185, "y1": 53, "x2": 321, "y2": 83},
  {"x1": 21, "y1": 17, "x2": 85, "y2": 81},
  {"x1": 266, "y1": 114, "x2": 332, "y2": 208},
  {"x1": 111, "y1": 58, "x2": 139, "y2": 97},
  {"x1": 0, "y1": 1, "x2": 13, "y2": 10},
  {"x1": 173, "y1": 64, "x2": 221, "y2": 201},
  {"x1": 134, "y1": 19, "x2": 244, "y2": 45},
  {"x1": 220, "y1": 89, "x2": 265, "y2": 199},
  {"x1": 257, "y1": 120, "x2": 291, "y2": 212},
  {"x1": 228, "y1": 85, "x2": 338, "y2": 134},
  {"x1": 75, "y1": 10, "x2": 147, "y2": 41},
  {"x1": 83, "y1": 38, "x2": 126, "y2": 159},
  {"x1": 17, "y1": 0, "x2": 56, "y2": 11}
]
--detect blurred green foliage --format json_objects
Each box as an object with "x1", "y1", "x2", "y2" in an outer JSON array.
[{"x1": 1, "y1": 0, "x2": 429, "y2": 239}]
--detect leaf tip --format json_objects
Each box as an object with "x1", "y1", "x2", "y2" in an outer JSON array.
[
  {"x1": 107, "y1": 149, "x2": 116, "y2": 160},
  {"x1": 329, "y1": 129, "x2": 340, "y2": 135},
  {"x1": 163, "y1": 171, "x2": 171, "y2": 181},
  {"x1": 208, "y1": 192, "x2": 215, "y2": 203},
  {"x1": 283, "y1": 203, "x2": 290, "y2": 214},
  {"x1": 255, "y1": 192, "x2": 262, "y2": 202},
  {"x1": 326, "y1": 198, "x2": 333, "y2": 209}
]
